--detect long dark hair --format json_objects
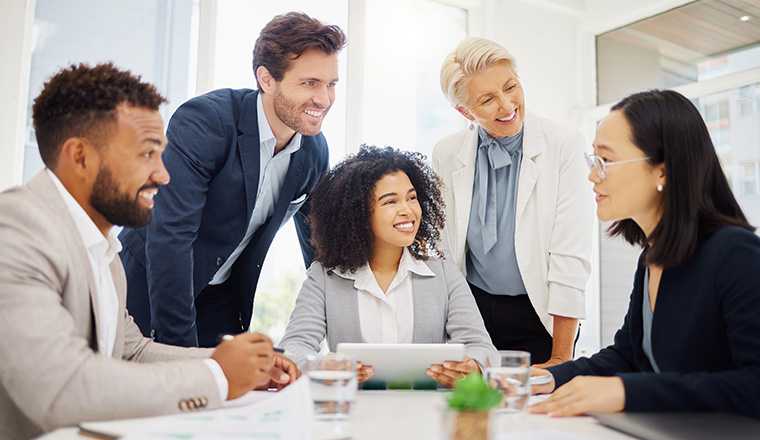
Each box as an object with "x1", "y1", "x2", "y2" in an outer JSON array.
[
  {"x1": 607, "y1": 89, "x2": 754, "y2": 268},
  {"x1": 309, "y1": 145, "x2": 446, "y2": 273}
]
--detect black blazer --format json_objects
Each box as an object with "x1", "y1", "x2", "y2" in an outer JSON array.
[
  {"x1": 119, "y1": 88, "x2": 329, "y2": 347},
  {"x1": 548, "y1": 226, "x2": 760, "y2": 419}
]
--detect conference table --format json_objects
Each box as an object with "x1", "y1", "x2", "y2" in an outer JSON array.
[{"x1": 38, "y1": 390, "x2": 636, "y2": 440}]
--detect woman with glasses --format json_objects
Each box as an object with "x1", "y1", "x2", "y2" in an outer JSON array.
[
  {"x1": 433, "y1": 37, "x2": 594, "y2": 367},
  {"x1": 530, "y1": 89, "x2": 760, "y2": 419}
]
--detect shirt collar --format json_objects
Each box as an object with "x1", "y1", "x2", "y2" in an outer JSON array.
[
  {"x1": 46, "y1": 169, "x2": 122, "y2": 262},
  {"x1": 333, "y1": 248, "x2": 435, "y2": 287},
  {"x1": 256, "y1": 93, "x2": 302, "y2": 156}
]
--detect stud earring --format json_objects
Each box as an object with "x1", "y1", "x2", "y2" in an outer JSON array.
[
  {"x1": 657, "y1": 184, "x2": 663, "y2": 192},
  {"x1": 468, "y1": 121, "x2": 475, "y2": 130}
]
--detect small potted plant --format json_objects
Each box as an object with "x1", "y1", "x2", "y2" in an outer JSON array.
[{"x1": 444, "y1": 372, "x2": 502, "y2": 440}]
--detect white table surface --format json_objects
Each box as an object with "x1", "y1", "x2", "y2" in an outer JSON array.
[{"x1": 38, "y1": 390, "x2": 636, "y2": 440}]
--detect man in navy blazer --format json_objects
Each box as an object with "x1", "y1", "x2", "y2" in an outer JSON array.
[{"x1": 119, "y1": 12, "x2": 347, "y2": 347}]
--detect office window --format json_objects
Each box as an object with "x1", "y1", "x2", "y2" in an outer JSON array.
[
  {"x1": 596, "y1": 0, "x2": 760, "y2": 105},
  {"x1": 741, "y1": 161, "x2": 760, "y2": 196},
  {"x1": 22, "y1": 0, "x2": 199, "y2": 183},
  {"x1": 359, "y1": 0, "x2": 467, "y2": 158}
]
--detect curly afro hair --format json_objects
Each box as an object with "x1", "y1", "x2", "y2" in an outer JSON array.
[
  {"x1": 32, "y1": 62, "x2": 167, "y2": 167},
  {"x1": 309, "y1": 145, "x2": 446, "y2": 273}
]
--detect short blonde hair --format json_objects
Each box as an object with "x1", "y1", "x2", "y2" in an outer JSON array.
[{"x1": 440, "y1": 37, "x2": 517, "y2": 107}]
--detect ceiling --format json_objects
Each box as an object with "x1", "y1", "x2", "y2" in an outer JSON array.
[{"x1": 604, "y1": 0, "x2": 760, "y2": 61}]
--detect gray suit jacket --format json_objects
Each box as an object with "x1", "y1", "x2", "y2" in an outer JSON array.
[
  {"x1": 0, "y1": 171, "x2": 221, "y2": 439},
  {"x1": 279, "y1": 256, "x2": 497, "y2": 367}
]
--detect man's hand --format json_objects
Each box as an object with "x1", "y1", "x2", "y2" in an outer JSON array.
[
  {"x1": 529, "y1": 376, "x2": 625, "y2": 417},
  {"x1": 426, "y1": 356, "x2": 480, "y2": 388},
  {"x1": 259, "y1": 353, "x2": 301, "y2": 390},
  {"x1": 211, "y1": 332, "x2": 274, "y2": 400}
]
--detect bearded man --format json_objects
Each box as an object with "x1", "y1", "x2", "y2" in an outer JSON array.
[
  {"x1": 119, "y1": 12, "x2": 346, "y2": 347},
  {"x1": 0, "y1": 62, "x2": 297, "y2": 440}
]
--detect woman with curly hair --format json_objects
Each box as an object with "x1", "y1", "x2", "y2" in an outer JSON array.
[{"x1": 279, "y1": 145, "x2": 496, "y2": 387}]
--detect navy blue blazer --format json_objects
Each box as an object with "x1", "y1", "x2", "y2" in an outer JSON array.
[
  {"x1": 548, "y1": 226, "x2": 760, "y2": 419},
  {"x1": 119, "y1": 88, "x2": 329, "y2": 347}
]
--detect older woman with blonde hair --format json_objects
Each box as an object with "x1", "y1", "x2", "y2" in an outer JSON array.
[{"x1": 432, "y1": 37, "x2": 593, "y2": 367}]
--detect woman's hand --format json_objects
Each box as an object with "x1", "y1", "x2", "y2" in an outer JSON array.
[
  {"x1": 530, "y1": 367, "x2": 555, "y2": 395},
  {"x1": 528, "y1": 376, "x2": 625, "y2": 417},
  {"x1": 532, "y1": 355, "x2": 570, "y2": 369},
  {"x1": 357, "y1": 362, "x2": 374, "y2": 383},
  {"x1": 426, "y1": 355, "x2": 480, "y2": 388}
]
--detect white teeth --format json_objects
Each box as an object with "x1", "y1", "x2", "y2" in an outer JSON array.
[
  {"x1": 139, "y1": 189, "x2": 156, "y2": 200},
  {"x1": 394, "y1": 222, "x2": 413, "y2": 229},
  {"x1": 304, "y1": 109, "x2": 323, "y2": 117},
  {"x1": 497, "y1": 110, "x2": 516, "y2": 122}
]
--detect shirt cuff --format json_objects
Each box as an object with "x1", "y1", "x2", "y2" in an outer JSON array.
[{"x1": 203, "y1": 358, "x2": 229, "y2": 401}]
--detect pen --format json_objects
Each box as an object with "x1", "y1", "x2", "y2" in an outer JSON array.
[{"x1": 218, "y1": 333, "x2": 285, "y2": 353}]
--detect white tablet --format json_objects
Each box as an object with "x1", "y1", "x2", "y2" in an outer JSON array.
[{"x1": 336, "y1": 343, "x2": 465, "y2": 390}]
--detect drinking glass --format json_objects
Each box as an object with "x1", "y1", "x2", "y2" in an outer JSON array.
[
  {"x1": 304, "y1": 353, "x2": 358, "y2": 420},
  {"x1": 484, "y1": 350, "x2": 530, "y2": 413}
]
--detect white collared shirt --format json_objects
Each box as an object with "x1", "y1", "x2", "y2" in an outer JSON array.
[
  {"x1": 335, "y1": 248, "x2": 435, "y2": 343},
  {"x1": 210, "y1": 93, "x2": 302, "y2": 285},
  {"x1": 48, "y1": 169, "x2": 120, "y2": 357}
]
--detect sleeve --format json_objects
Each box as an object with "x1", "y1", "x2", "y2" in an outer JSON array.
[
  {"x1": 143, "y1": 96, "x2": 230, "y2": 347},
  {"x1": 441, "y1": 258, "x2": 499, "y2": 368},
  {"x1": 545, "y1": 129, "x2": 594, "y2": 319},
  {"x1": 0, "y1": 202, "x2": 222, "y2": 432},
  {"x1": 617, "y1": 234, "x2": 760, "y2": 418},
  {"x1": 278, "y1": 264, "x2": 329, "y2": 367}
]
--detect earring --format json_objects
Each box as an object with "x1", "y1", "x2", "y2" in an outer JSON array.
[
  {"x1": 657, "y1": 184, "x2": 663, "y2": 192},
  {"x1": 468, "y1": 121, "x2": 475, "y2": 131}
]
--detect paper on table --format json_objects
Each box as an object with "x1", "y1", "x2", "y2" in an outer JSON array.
[{"x1": 119, "y1": 376, "x2": 315, "y2": 440}]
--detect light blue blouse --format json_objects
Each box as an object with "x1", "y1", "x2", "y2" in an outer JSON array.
[{"x1": 465, "y1": 126, "x2": 527, "y2": 296}]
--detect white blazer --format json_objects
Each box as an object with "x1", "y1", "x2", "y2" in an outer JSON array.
[{"x1": 432, "y1": 110, "x2": 593, "y2": 335}]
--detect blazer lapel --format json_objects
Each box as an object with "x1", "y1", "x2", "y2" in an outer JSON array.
[
  {"x1": 28, "y1": 171, "x2": 101, "y2": 350},
  {"x1": 452, "y1": 130, "x2": 478, "y2": 264},
  {"x1": 516, "y1": 111, "x2": 543, "y2": 224},
  {"x1": 269, "y1": 146, "x2": 305, "y2": 224},
  {"x1": 110, "y1": 258, "x2": 128, "y2": 359},
  {"x1": 237, "y1": 91, "x2": 262, "y2": 217}
]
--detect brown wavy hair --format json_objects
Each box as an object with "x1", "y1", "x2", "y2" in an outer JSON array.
[
  {"x1": 309, "y1": 145, "x2": 446, "y2": 273},
  {"x1": 252, "y1": 11, "x2": 346, "y2": 90}
]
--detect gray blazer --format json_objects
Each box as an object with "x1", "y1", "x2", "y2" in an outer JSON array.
[
  {"x1": 279, "y1": 256, "x2": 497, "y2": 367},
  {"x1": 0, "y1": 171, "x2": 221, "y2": 440}
]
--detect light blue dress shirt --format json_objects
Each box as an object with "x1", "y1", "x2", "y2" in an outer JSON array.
[
  {"x1": 209, "y1": 94, "x2": 302, "y2": 285},
  {"x1": 642, "y1": 268, "x2": 662, "y2": 373},
  {"x1": 465, "y1": 126, "x2": 528, "y2": 296}
]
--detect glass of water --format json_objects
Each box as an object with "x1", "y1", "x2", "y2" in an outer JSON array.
[
  {"x1": 485, "y1": 350, "x2": 530, "y2": 413},
  {"x1": 305, "y1": 353, "x2": 357, "y2": 420}
]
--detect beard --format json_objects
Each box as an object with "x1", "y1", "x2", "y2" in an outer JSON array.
[
  {"x1": 272, "y1": 85, "x2": 327, "y2": 136},
  {"x1": 90, "y1": 165, "x2": 155, "y2": 228}
]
